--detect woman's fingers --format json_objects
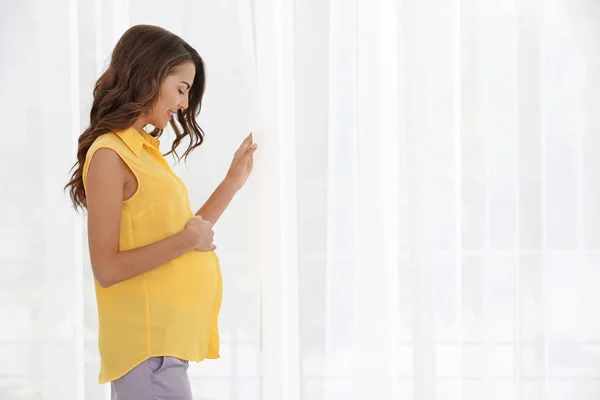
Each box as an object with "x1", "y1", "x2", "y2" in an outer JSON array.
[
  {"x1": 245, "y1": 143, "x2": 257, "y2": 155},
  {"x1": 233, "y1": 133, "x2": 254, "y2": 160}
]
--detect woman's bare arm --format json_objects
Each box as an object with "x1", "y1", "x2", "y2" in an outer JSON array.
[
  {"x1": 195, "y1": 179, "x2": 238, "y2": 224},
  {"x1": 86, "y1": 148, "x2": 199, "y2": 288}
]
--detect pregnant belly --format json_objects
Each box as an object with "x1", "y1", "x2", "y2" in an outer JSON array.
[{"x1": 144, "y1": 250, "x2": 221, "y2": 310}]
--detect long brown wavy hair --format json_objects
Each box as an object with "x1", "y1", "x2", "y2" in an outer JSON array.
[{"x1": 65, "y1": 24, "x2": 206, "y2": 211}]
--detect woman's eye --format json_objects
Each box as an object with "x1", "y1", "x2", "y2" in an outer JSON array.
[{"x1": 178, "y1": 90, "x2": 185, "y2": 95}]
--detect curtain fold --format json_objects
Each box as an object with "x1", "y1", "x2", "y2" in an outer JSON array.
[{"x1": 252, "y1": 0, "x2": 301, "y2": 399}]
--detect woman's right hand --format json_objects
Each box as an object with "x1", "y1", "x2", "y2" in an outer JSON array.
[{"x1": 183, "y1": 215, "x2": 216, "y2": 251}]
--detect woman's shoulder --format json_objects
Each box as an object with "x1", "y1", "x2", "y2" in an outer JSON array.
[
  {"x1": 89, "y1": 130, "x2": 124, "y2": 150},
  {"x1": 82, "y1": 131, "x2": 131, "y2": 182},
  {"x1": 86, "y1": 130, "x2": 136, "y2": 163}
]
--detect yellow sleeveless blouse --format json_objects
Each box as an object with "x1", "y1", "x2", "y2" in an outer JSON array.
[{"x1": 82, "y1": 127, "x2": 222, "y2": 383}]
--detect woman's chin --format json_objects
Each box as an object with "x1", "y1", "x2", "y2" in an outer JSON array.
[{"x1": 147, "y1": 119, "x2": 170, "y2": 130}]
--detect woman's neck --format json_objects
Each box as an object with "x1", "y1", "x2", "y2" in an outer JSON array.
[{"x1": 132, "y1": 117, "x2": 147, "y2": 133}]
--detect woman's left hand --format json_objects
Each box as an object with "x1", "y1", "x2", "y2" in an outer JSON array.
[{"x1": 225, "y1": 133, "x2": 257, "y2": 191}]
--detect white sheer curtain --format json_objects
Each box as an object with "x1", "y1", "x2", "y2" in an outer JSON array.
[{"x1": 2, "y1": 0, "x2": 600, "y2": 399}]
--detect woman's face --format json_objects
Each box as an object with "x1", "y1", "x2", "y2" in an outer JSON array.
[{"x1": 146, "y1": 61, "x2": 196, "y2": 129}]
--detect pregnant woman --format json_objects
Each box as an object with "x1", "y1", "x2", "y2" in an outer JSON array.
[{"x1": 64, "y1": 24, "x2": 257, "y2": 399}]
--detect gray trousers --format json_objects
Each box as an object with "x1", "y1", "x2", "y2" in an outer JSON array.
[{"x1": 110, "y1": 356, "x2": 193, "y2": 400}]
